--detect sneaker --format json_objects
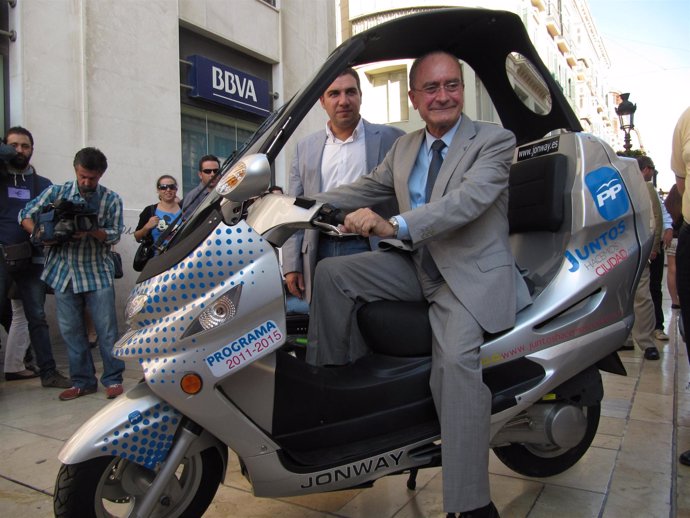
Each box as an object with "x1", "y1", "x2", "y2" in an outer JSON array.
[
  {"x1": 105, "y1": 384, "x2": 123, "y2": 399},
  {"x1": 644, "y1": 347, "x2": 660, "y2": 360},
  {"x1": 59, "y1": 385, "x2": 97, "y2": 401},
  {"x1": 654, "y1": 329, "x2": 669, "y2": 341},
  {"x1": 41, "y1": 370, "x2": 72, "y2": 389}
]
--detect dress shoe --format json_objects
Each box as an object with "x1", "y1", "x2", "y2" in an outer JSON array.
[
  {"x1": 59, "y1": 385, "x2": 97, "y2": 401},
  {"x1": 644, "y1": 347, "x2": 660, "y2": 360},
  {"x1": 41, "y1": 370, "x2": 72, "y2": 388},
  {"x1": 654, "y1": 329, "x2": 669, "y2": 341},
  {"x1": 680, "y1": 450, "x2": 690, "y2": 466},
  {"x1": 5, "y1": 369, "x2": 40, "y2": 381},
  {"x1": 456, "y1": 502, "x2": 500, "y2": 518},
  {"x1": 105, "y1": 384, "x2": 123, "y2": 399}
]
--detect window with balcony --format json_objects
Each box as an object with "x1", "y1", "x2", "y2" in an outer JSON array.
[{"x1": 365, "y1": 68, "x2": 409, "y2": 123}]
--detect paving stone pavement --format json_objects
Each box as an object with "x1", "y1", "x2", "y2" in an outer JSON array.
[{"x1": 1, "y1": 302, "x2": 689, "y2": 517}]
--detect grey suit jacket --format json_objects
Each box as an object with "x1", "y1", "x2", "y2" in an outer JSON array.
[
  {"x1": 282, "y1": 119, "x2": 405, "y2": 300},
  {"x1": 314, "y1": 115, "x2": 530, "y2": 333}
]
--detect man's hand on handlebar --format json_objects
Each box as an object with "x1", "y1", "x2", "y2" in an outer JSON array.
[
  {"x1": 285, "y1": 271, "x2": 305, "y2": 299},
  {"x1": 343, "y1": 208, "x2": 396, "y2": 238}
]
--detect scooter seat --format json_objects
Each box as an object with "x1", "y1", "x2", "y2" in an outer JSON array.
[{"x1": 357, "y1": 300, "x2": 432, "y2": 356}]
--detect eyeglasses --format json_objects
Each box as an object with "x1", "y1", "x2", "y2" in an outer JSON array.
[
  {"x1": 158, "y1": 184, "x2": 178, "y2": 191},
  {"x1": 201, "y1": 168, "x2": 220, "y2": 175},
  {"x1": 413, "y1": 81, "x2": 463, "y2": 96}
]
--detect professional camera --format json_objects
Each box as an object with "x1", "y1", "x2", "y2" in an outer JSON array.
[
  {"x1": 33, "y1": 198, "x2": 99, "y2": 244},
  {"x1": 0, "y1": 141, "x2": 17, "y2": 164},
  {"x1": 52, "y1": 199, "x2": 99, "y2": 241}
]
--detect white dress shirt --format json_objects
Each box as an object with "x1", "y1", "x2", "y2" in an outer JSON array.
[{"x1": 321, "y1": 118, "x2": 367, "y2": 192}]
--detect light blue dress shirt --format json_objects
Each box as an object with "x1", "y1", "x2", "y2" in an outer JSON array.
[{"x1": 394, "y1": 117, "x2": 461, "y2": 240}]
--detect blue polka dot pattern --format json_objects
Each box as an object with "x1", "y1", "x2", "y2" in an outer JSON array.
[
  {"x1": 98, "y1": 403, "x2": 181, "y2": 469},
  {"x1": 114, "y1": 221, "x2": 268, "y2": 386}
]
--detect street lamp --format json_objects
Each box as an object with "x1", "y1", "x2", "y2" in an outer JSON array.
[{"x1": 615, "y1": 93, "x2": 637, "y2": 154}]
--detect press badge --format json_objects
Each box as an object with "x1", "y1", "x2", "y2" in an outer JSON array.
[{"x1": 8, "y1": 187, "x2": 30, "y2": 200}]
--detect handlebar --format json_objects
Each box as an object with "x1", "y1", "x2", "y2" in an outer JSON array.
[
  {"x1": 313, "y1": 204, "x2": 355, "y2": 237},
  {"x1": 317, "y1": 204, "x2": 346, "y2": 225}
]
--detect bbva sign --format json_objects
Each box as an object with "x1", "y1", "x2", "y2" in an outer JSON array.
[{"x1": 188, "y1": 55, "x2": 271, "y2": 117}]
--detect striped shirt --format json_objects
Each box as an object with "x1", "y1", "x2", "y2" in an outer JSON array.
[{"x1": 19, "y1": 180, "x2": 123, "y2": 293}]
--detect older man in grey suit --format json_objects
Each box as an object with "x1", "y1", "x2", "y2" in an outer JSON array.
[
  {"x1": 282, "y1": 68, "x2": 404, "y2": 305},
  {"x1": 307, "y1": 52, "x2": 530, "y2": 518}
]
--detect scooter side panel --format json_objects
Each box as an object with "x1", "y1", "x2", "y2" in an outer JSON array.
[
  {"x1": 486, "y1": 134, "x2": 644, "y2": 373},
  {"x1": 114, "y1": 220, "x2": 286, "y2": 437},
  {"x1": 243, "y1": 437, "x2": 440, "y2": 497},
  {"x1": 480, "y1": 132, "x2": 648, "y2": 432},
  {"x1": 58, "y1": 383, "x2": 182, "y2": 469}
]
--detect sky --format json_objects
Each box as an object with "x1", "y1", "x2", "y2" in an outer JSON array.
[{"x1": 588, "y1": 0, "x2": 690, "y2": 190}]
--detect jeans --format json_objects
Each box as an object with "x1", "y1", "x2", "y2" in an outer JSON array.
[
  {"x1": 0, "y1": 260, "x2": 57, "y2": 378},
  {"x1": 286, "y1": 294, "x2": 310, "y2": 315},
  {"x1": 316, "y1": 235, "x2": 370, "y2": 262},
  {"x1": 649, "y1": 245, "x2": 665, "y2": 330},
  {"x1": 54, "y1": 283, "x2": 124, "y2": 388},
  {"x1": 677, "y1": 223, "x2": 690, "y2": 359}
]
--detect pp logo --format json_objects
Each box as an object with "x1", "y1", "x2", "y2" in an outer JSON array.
[{"x1": 585, "y1": 167, "x2": 629, "y2": 221}]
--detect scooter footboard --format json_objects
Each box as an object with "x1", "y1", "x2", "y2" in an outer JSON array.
[{"x1": 58, "y1": 382, "x2": 183, "y2": 469}]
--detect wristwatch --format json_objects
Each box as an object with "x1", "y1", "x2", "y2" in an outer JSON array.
[{"x1": 388, "y1": 217, "x2": 399, "y2": 238}]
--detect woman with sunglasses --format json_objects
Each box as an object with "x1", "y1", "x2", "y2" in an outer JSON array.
[{"x1": 133, "y1": 175, "x2": 182, "y2": 253}]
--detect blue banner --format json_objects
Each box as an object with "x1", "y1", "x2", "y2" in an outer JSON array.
[{"x1": 188, "y1": 55, "x2": 271, "y2": 117}]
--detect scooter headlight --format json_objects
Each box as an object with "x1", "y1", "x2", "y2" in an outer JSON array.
[
  {"x1": 199, "y1": 296, "x2": 237, "y2": 329},
  {"x1": 182, "y1": 284, "x2": 243, "y2": 338},
  {"x1": 125, "y1": 293, "x2": 149, "y2": 322},
  {"x1": 216, "y1": 162, "x2": 246, "y2": 196},
  {"x1": 215, "y1": 154, "x2": 270, "y2": 201}
]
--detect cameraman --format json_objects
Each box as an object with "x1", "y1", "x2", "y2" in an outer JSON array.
[
  {"x1": 0, "y1": 126, "x2": 70, "y2": 388},
  {"x1": 20, "y1": 147, "x2": 125, "y2": 401}
]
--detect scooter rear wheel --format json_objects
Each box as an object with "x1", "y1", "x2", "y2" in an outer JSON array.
[
  {"x1": 53, "y1": 447, "x2": 223, "y2": 518},
  {"x1": 492, "y1": 403, "x2": 600, "y2": 477}
]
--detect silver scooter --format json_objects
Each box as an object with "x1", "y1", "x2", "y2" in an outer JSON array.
[{"x1": 54, "y1": 8, "x2": 652, "y2": 518}]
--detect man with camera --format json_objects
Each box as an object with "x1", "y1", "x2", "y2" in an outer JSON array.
[
  {"x1": 0, "y1": 126, "x2": 71, "y2": 388},
  {"x1": 20, "y1": 147, "x2": 125, "y2": 401}
]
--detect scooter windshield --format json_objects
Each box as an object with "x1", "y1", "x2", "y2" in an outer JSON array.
[{"x1": 168, "y1": 101, "x2": 294, "y2": 248}]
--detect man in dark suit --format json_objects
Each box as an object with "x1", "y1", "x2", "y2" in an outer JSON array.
[
  {"x1": 282, "y1": 68, "x2": 404, "y2": 305},
  {"x1": 307, "y1": 51, "x2": 530, "y2": 518}
]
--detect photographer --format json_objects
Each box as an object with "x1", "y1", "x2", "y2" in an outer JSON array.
[
  {"x1": 20, "y1": 147, "x2": 125, "y2": 401},
  {"x1": 0, "y1": 126, "x2": 70, "y2": 388}
]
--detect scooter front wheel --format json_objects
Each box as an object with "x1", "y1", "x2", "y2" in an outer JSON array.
[
  {"x1": 53, "y1": 447, "x2": 223, "y2": 518},
  {"x1": 492, "y1": 403, "x2": 600, "y2": 477}
]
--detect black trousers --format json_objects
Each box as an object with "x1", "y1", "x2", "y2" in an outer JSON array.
[
  {"x1": 649, "y1": 245, "x2": 665, "y2": 330},
  {"x1": 677, "y1": 223, "x2": 690, "y2": 359}
]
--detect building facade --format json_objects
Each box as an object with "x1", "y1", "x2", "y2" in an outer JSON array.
[
  {"x1": 1, "y1": 0, "x2": 335, "y2": 331},
  {"x1": 337, "y1": 0, "x2": 618, "y2": 147}
]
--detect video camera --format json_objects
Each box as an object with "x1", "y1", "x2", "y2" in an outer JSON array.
[
  {"x1": 0, "y1": 141, "x2": 17, "y2": 163},
  {"x1": 33, "y1": 198, "x2": 99, "y2": 244}
]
